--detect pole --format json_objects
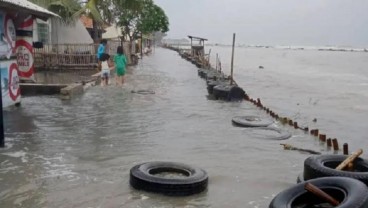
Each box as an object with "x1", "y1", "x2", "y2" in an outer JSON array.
[
  {"x1": 216, "y1": 53, "x2": 218, "y2": 71},
  {"x1": 207, "y1": 49, "x2": 211, "y2": 69},
  {"x1": 140, "y1": 32, "x2": 143, "y2": 59},
  {"x1": 230, "y1": 33, "x2": 236, "y2": 85},
  {"x1": 0, "y1": 62, "x2": 4, "y2": 148}
]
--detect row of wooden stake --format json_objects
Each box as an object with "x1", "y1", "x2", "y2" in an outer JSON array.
[{"x1": 246, "y1": 97, "x2": 350, "y2": 155}]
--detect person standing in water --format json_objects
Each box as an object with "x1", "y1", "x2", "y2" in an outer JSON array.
[
  {"x1": 100, "y1": 53, "x2": 114, "y2": 86},
  {"x1": 97, "y1": 39, "x2": 107, "y2": 72},
  {"x1": 113, "y1": 46, "x2": 127, "y2": 86}
]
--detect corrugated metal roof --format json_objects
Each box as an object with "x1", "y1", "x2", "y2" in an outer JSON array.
[{"x1": 1, "y1": 0, "x2": 58, "y2": 17}]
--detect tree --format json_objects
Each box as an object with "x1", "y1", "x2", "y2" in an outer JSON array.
[
  {"x1": 138, "y1": 0, "x2": 169, "y2": 34},
  {"x1": 118, "y1": 0, "x2": 169, "y2": 41},
  {"x1": 30, "y1": 0, "x2": 81, "y2": 23},
  {"x1": 73, "y1": 0, "x2": 142, "y2": 42}
]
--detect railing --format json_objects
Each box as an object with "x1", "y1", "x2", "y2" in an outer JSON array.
[
  {"x1": 33, "y1": 44, "x2": 99, "y2": 70},
  {"x1": 33, "y1": 41, "x2": 138, "y2": 70}
]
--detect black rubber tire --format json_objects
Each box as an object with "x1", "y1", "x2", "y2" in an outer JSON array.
[
  {"x1": 303, "y1": 155, "x2": 368, "y2": 185},
  {"x1": 213, "y1": 84, "x2": 233, "y2": 100},
  {"x1": 130, "y1": 161, "x2": 208, "y2": 196},
  {"x1": 269, "y1": 177, "x2": 368, "y2": 208},
  {"x1": 248, "y1": 127, "x2": 292, "y2": 140},
  {"x1": 227, "y1": 86, "x2": 246, "y2": 101},
  {"x1": 207, "y1": 80, "x2": 227, "y2": 94},
  {"x1": 232, "y1": 116, "x2": 274, "y2": 127}
]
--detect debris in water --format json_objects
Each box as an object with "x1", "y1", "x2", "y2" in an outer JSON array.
[{"x1": 280, "y1": 144, "x2": 321, "y2": 155}]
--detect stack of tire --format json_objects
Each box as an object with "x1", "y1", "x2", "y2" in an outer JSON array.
[{"x1": 269, "y1": 155, "x2": 368, "y2": 207}]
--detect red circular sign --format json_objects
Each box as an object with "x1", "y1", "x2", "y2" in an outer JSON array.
[
  {"x1": 15, "y1": 39, "x2": 34, "y2": 78},
  {"x1": 9, "y1": 63, "x2": 20, "y2": 101}
]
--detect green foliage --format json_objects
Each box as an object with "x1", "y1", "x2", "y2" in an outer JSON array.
[
  {"x1": 138, "y1": 0, "x2": 169, "y2": 34},
  {"x1": 118, "y1": 0, "x2": 169, "y2": 39},
  {"x1": 30, "y1": 0, "x2": 81, "y2": 22},
  {"x1": 31, "y1": 0, "x2": 169, "y2": 40}
]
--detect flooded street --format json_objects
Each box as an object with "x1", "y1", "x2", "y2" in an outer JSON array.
[{"x1": 0, "y1": 47, "x2": 367, "y2": 208}]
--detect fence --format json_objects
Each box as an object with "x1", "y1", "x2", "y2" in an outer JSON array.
[
  {"x1": 33, "y1": 44, "x2": 99, "y2": 70},
  {"x1": 33, "y1": 41, "x2": 139, "y2": 70}
]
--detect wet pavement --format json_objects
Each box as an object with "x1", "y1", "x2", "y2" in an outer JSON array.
[{"x1": 0, "y1": 47, "x2": 366, "y2": 208}]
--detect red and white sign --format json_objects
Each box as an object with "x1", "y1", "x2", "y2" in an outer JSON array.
[
  {"x1": 8, "y1": 62, "x2": 20, "y2": 101},
  {"x1": 19, "y1": 15, "x2": 33, "y2": 31},
  {"x1": 0, "y1": 59, "x2": 21, "y2": 107},
  {"x1": 16, "y1": 38, "x2": 34, "y2": 79}
]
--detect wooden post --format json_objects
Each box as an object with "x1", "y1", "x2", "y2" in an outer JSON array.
[
  {"x1": 288, "y1": 119, "x2": 293, "y2": 126},
  {"x1": 304, "y1": 183, "x2": 340, "y2": 206},
  {"x1": 314, "y1": 129, "x2": 319, "y2": 137},
  {"x1": 207, "y1": 49, "x2": 211, "y2": 69},
  {"x1": 140, "y1": 32, "x2": 143, "y2": 59},
  {"x1": 332, "y1": 139, "x2": 339, "y2": 151},
  {"x1": 336, "y1": 149, "x2": 363, "y2": 170},
  {"x1": 327, "y1": 138, "x2": 332, "y2": 147},
  {"x1": 343, "y1": 143, "x2": 349, "y2": 155},
  {"x1": 230, "y1": 33, "x2": 236, "y2": 85}
]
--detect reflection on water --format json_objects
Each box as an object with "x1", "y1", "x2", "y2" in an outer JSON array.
[{"x1": 0, "y1": 48, "x2": 366, "y2": 207}]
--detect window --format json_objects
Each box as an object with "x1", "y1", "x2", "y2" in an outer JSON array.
[{"x1": 37, "y1": 23, "x2": 49, "y2": 44}]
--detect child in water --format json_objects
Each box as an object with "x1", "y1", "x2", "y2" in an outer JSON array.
[
  {"x1": 113, "y1": 46, "x2": 127, "y2": 86},
  {"x1": 99, "y1": 53, "x2": 114, "y2": 86}
]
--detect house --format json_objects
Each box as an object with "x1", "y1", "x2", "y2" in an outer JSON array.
[
  {"x1": 80, "y1": 15, "x2": 106, "y2": 42},
  {"x1": 33, "y1": 18, "x2": 94, "y2": 45},
  {"x1": 0, "y1": 0, "x2": 57, "y2": 108}
]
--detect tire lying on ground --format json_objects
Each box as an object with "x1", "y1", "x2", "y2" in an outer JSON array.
[
  {"x1": 130, "y1": 161, "x2": 208, "y2": 196},
  {"x1": 303, "y1": 154, "x2": 368, "y2": 185},
  {"x1": 269, "y1": 177, "x2": 368, "y2": 208},
  {"x1": 246, "y1": 127, "x2": 292, "y2": 140},
  {"x1": 232, "y1": 116, "x2": 274, "y2": 127}
]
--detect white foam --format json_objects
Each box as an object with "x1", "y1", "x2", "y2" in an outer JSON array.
[{"x1": 2, "y1": 151, "x2": 28, "y2": 162}]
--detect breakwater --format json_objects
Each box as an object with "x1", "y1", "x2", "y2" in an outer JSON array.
[{"x1": 163, "y1": 43, "x2": 354, "y2": 156}]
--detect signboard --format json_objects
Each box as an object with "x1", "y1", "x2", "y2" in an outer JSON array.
[
  {"x1": 16, "y1": 37, "x2": 34, "y2": 79},
  {"x1": 0, "y1": 59, "x2": 20, "y2": 107},
  {"x1": 16, "y1": 15, "x2": 35, "y2": 81}
]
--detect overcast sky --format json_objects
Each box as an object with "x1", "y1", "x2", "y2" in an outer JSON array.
[{"x1": 154, "y1": 0, "x2": 368, "y2": 47}]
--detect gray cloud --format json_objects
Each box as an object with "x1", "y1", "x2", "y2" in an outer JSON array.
[{"x1": 154, "y1": 0, "x2": 368, "y2": 47}]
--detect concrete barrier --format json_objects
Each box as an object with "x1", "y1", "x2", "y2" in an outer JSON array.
[
  {"x1": 20, "y1": 83, "x2": 68, "y2": 96},
  {"x1": 60, "y1": 84, "x2": 84, "y2": 100}
]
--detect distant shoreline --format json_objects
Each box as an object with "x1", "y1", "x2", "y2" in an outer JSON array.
[{"x1": 165, "y1": 43, "x2": 368, "y2": 53}]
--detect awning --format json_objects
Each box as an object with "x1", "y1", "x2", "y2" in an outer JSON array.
[{"x1": 1, "y1": 0, "x2": 59, "y2": 20}]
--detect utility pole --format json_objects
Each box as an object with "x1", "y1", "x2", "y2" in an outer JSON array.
[{"x1": 230, "y1": 33, "x2": 236, "y2": 85}]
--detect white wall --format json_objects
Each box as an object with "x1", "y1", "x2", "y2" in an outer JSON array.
[
  {"x1": 50, "y1": 18, "x2": 93, "y2": 44},
  {"x1": 33, "y1": 18, "x2": 93, "y2": 44}
]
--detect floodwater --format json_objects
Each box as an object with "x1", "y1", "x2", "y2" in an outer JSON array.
[{"x1": 0, "y1": 47, "x2": 367, "y2": 208}]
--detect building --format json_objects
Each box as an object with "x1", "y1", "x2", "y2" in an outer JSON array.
[{"x1": 0, "y1": 0, "x2": 57, "y2": 107}]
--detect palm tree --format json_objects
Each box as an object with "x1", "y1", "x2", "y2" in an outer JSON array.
[
  {"x1": 30, "y1": 0, "x2": 81, "y2": 23},
  {"x1": 73, "y1": 0, "x2": 142, "y2": 42}
]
